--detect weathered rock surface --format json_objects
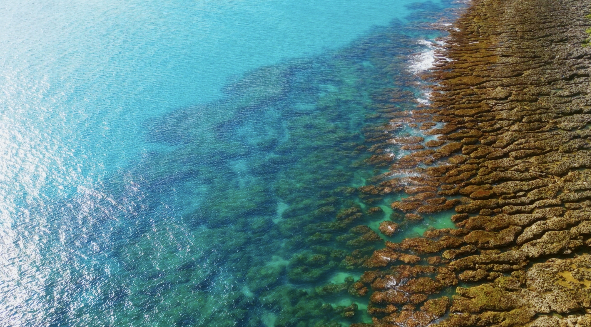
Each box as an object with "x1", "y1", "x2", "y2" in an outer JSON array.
[{"x1": 356, "y1": 0, "x2": 591, "y2": 325}]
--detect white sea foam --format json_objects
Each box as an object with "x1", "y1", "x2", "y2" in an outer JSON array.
[
  {"x1": 408, "y1": 39, "x2": 437, "y2": 74},
  {"x1": 417, "y1": 97, "x2": 430, "y2": 105},
  {"x1": 385, "y1": 277, "x2": 398, "y2": 288},
  {"x1": 409, "y1": 40, "x2": 440, "y2": 107}
]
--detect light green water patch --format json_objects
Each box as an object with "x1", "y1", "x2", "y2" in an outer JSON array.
[
  {"x1": 241, "y1": 285, "x2": 255, "y2": 298},
  {"x1": 229, "y1": 159, "x2": 252, "y2": 188},
  {"x1": 354, "y1": 198, "x2": 368, "y2": 210},
  {"x1": 262, "y1": 311, "x2": 278, "y2": 327},
  {"x1": 350, "y1": 298, "x2": 373, "y2": 324},
  {"x1": 350, "y1": 172, "x2": 368, "y2": 188},
  {"x1": 385, "y1": 193, "x2": 408, "y2": 203},
  {"x1": 389, "y1": 223, "x2": 430, "y2": 242},
  {"x1": 362, "y1": 60, "x2": 375, "y2": 68},
  {"x1": 332, "y1": 297, "x2": 356, "y2": 307},
  {"x1": 368, "y1": 221, "x2": 385, "y2": 239},
  {"x1": 357, "y1": 302, "x2": 373, "y2": 324},
  {"x1": 293, "y1": 102, "x2": 317, "y2": 112},
  {"x1": 318, "y1": 83, "x2": 339, "y2": 98},
  {"x1": 324, "y1": 295, "x2": 373, "y2": 325},
  {"x1": 267, "y1": 255, "x2": 290, "y2": 268},
  {"x1": 380, "y1": 204, "x2": 394, "y2": 218},
  {"x1": 280, "y1": 120, "x2": 291, "y2": 143},
  {"x1": 329, "y1": 271, "x2": 362, "y2": 284},
  {"x1": 389, "y1": 209, "x2": 458, "y2": 242},
  {"x1": 427, "y1": 209, "x2": 458, "y2": 230},
  {"x1": 274, "y1": 201, "x2": 289, "y2": 224}
]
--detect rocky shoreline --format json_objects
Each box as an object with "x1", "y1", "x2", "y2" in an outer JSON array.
[{"x1": 352, "y1": 0, "x2": 591, "y2": 325}]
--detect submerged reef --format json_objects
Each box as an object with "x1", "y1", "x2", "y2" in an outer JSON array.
[
  {"x1": 107, "y1": 4, "x2": 461, "y2": 326},
  {"x1": 354, "y1": 0, "x2": 591, "y2": 325}
]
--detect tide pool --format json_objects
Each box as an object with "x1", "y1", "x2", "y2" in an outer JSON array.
[{"x1": 0, "y1": 0, "x2": 460, "y2": 326}]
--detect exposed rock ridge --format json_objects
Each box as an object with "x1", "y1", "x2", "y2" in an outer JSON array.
[{"x1": 352, "y1": 0, "x2": 591, "y2": 325}]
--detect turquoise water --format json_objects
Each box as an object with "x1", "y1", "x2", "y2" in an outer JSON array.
[{"x1": 0, "y1": 0, "x2": 459, "y2": 326}]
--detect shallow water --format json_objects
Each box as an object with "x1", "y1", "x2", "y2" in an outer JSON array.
[{"x1": 0, "y1": 0, "x2": 461, "y2": 325}]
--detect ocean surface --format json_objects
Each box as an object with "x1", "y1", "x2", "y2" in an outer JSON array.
[{"x1": 0, "y1": 0, "x2": 460, "y2": 326}]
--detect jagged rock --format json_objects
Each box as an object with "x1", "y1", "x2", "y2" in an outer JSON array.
[{"x1": 359, "y1": 0, "x2": 591, "y2": 325}]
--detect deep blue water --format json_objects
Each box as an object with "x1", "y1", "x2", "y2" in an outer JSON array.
[{"x1": 0, "y1": 0, "x2": 460, "y2": 326}]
